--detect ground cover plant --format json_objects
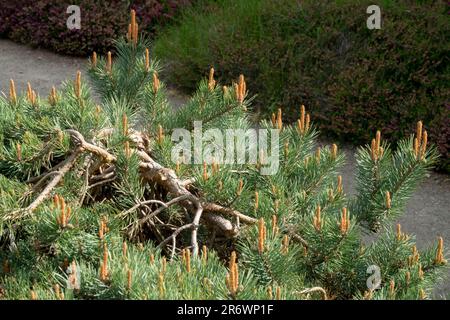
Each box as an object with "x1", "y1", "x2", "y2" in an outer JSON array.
[
  {"x1": 154, "y1": 0, "x2": 450, "y2": 172},
  {"x1": 0, "y1": 0, "x2": 192, "y2": 55}
]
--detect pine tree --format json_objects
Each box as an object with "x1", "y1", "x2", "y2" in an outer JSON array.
[{"x1": 0, "y1": 11, "x2": 447, "y2": 300}]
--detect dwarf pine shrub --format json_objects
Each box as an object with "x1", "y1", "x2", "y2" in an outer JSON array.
[{"x1": 0, "y1": 11, "x2": 447, "y2": 300}]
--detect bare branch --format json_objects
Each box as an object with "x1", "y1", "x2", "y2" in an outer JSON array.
[
  {"x1": 295, "y1": 287, "x2": 328, "y2": 300},
  {"x1": 66, "y1": 129, "x2": 116, "y2": 163},
  {"x1": 6, "y1": 147, "x2": 83, "y2": 220},
  {"x1": 202, "y1": 202, "x2": 258, "y2": 225}
]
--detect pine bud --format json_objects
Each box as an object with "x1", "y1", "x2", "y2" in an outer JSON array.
[
  {"x1": 153, "y1": 72, "x2": 160, "y2": 93},
  {"x1": 92, "y1": 52, "x2": 97, "y2": 68},
  {"x1": 208, "y1": 67, "x2": 216, "y2": 91},
  {"x1": 236, "y1": 74, "x2": 246, "y2": 104},
  {"x1": 130, "y1": 10, "x2": 136, "y2": 34},
  {"x1": 315, "y1": 147, "x2": 321, "y2": 162},
  {"x1": 127, "y1": 24, "x2": 132, "y2": 41},
  {"x1": 95, "y1": 105, "x2": 102, "y2": 118},
  {"x1": 185, "y1": 248, "x2": 191, "y2": 273},
  {"x1": 271, "y1": 113, "x2": 277, "y2": 127},
  {"x1": 27, "y1": 82, "x2": 32, "y2": 102},
  {"x1": 414, "y1": 137, "x2": 419, "y2": 159},
  {"x1": 435, "y1": 236, "x2": 446, "y2": 265},
  {"x1": 328, "y1": 188, "x2": 334, "y2": 201},
  {"x1": 258, "y1": 218, "x2": 265, "y2": 254},
  {"x1": 234, "y1": 83, "x2": 239, "y2": 102},
  {"x1": 145, "y1": 48, "x2": 150, "y2": 72},
  {"x1": 371, "y1": 131, "x2": 383, "y2": 161},
  {"x1": 419, "y1": 289, "x2": 426, "y2": 300},
  {"x1": 389, "y1": 280, "x2": 395, "y2": 297},
  {"x1": 161, "y1": 257, "x2": 167, "y2": 273},
  {"x1": 158, "y1": 272, "x2": 165, "y2": 298},
  {"x1": 53, "y1": 194, "x2": 60, "y2": 208},
  {"x1": 100, "y1": 243, "x2": 108, "y2": 282},
  {"x1": 106, "y1": 51, "x2": 112, "y2": 73},
  {"x1": 416, "y1": 121, "x2": 423, "y2": 146},
  {"x1": 284, "y1": 141, "x2": 289, "y2": 160},
  {"x1": 68, "y1": 261, "x2": 78, "y2": 289},
  {"x1": 122, "y1": 113, "x2": 128, "y2": 136},
  {"x1": 340, "y1": 207, "x2": 349, "y2": 235},
  {"x1": 420, "y1": 130, "x2": 427, "y2": 160},
  {"x1": 16, "y1": 143, "x2": 22, "y2": 161},
  {"x1": 130, "y1": 9, "x2": 137, "y2": 44},
  {"x1": 157, "y1": 124, "x2": 164, "y2": 144},
  {"x1": 281, "y1": 235, "x2": 289, "y2": 254},
  {"x1": 386, "y1": 191, "x2": 391, "y2": 209},
  {"x1": 133, "y1": 23, "x2": 139, "y2": 46},
  {"x1": 299, "y1": 105, "x2": 306, "y2": 134},
  {"x1": 276, "y1": 286, "x2": 281, "y2": 300},
  {"x1": 254, "y1": 191, "x2": 259, "y2": 211},
  {"x1": 337, "y1": 175, "x2": 343, "y2": 194},
  {"x1": 271, "y1": 184, "x2": 277, "y2": 195},
  {"x1": 371, "y1": 139, "x2": 377, "y2": 161},
  {"x1": 32, "y1": 91, "x2": 37, "y2": 107},
  {"x1": 258, "y1": 149, "x2": 265, "y2": 169},
  {"x1": 418, "y1": 264, "x2": 424, "y2": 280},
  {"x1": 203, "y1": 161, "x2": 208, "y2": 180},
  {"x1": 304, "y1": 156, "x2": 310, "y2": 166},
  {"x1": 202, "y1": 245, "x2": 208, "y2": 265},
  {"x1": 122, "y1": 241, "x2": 128, "y2": 258},
  {"x1": 222, "y1": 85, "x2": 229, "y2": 98},
  {"x1": 99, "y1": 220, "x2": 104, "y2": 240},
  {"x1": 124, "y1": 141, "x2": 131, "y2": 158},
  {"x1": 211, "y1": 159, "x2": 218, "y2": 174},
  {"x1": 396, "y1": 223, "x2": 402, "y2": 241},
  {"x1": 267, "y1": 286, "x2": 273, "y2": 299},
  {"x1": 305, "y1": 114, "x2": 310, "y2": 132},
  {"x1": 331, "y1": 143, "x2": 338, "y2": 159},
  {"x1": 297, "y1": 119, "x2": 303, "y2": 134},
  {"x1": 150, "y1": 254, "x2": 155, "y2": 265},
  {"x1": 9, "y1": 79, "x2": 17, "y2": 104},
  {"x1": 54, "y1": 284, "x2": 61, "y2": 300},
  {"x1": 363, "y1": 290, "x2": 373, "y2": 300},
  {"x1": 48, "y1": 86, "x2": 58, "y2": 106},
  {"x1": 277, "y1": 108, "x2": 282, "y2": 130},
  {"x1": 271, "y1": 215, "x2": 278, "y2": 236},
  {"x1": 375, "y1": 130, "x2": 381, "y2": 153},
  {"x1": 313, "y1": 205, "x2": 322, "y2": 232},
  {"x1": 411, "y1": 245, "x2": 420, "y2": 264},
  {"x1": 226, "y1": 251, "x2": 239, "y2": 296},
  {"x1": 127, "y1": 269, "x2": 132, "y2": 291}
]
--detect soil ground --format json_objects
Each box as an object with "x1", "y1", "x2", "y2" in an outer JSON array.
[{"x1": 1, "y1": 39, "x2": 449, "y2": 298}]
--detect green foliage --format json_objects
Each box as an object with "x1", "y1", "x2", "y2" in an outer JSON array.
[
  {"x1": 0, "y1": 24, "x2": 447, "y2": 300},
  {"x1": 0, "y1": 0, "x2": 193, "y2": 56},
  {"x1": 154, "y1": 0, "x2": 450, "y2": 172}
]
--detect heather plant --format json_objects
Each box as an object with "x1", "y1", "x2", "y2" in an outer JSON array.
[
  {"x1": 154, "y1": 0, "x2": 450, "y2": 172},
  {"x1": 0, "y1": 0, "x2": 192, "y2": 56},
  {"x1": 0, "y1": 11, "x2": 447, "y2": 300}
]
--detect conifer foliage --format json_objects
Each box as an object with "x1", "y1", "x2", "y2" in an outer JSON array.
[{"x1": 0, "y1": 11, "x2": 447, "y2": 300}]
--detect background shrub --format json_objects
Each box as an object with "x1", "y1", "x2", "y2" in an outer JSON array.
[
  {"x1": 154, "y1": 0, "x2": 450, "y2": 171},
  {"x1": 0, "y1": 0, "x2": 192, "y2": 56}
]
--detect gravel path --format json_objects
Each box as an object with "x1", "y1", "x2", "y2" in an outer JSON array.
[{"x1": 1, "y1": 39, "x2": 449, "y2": 298}]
